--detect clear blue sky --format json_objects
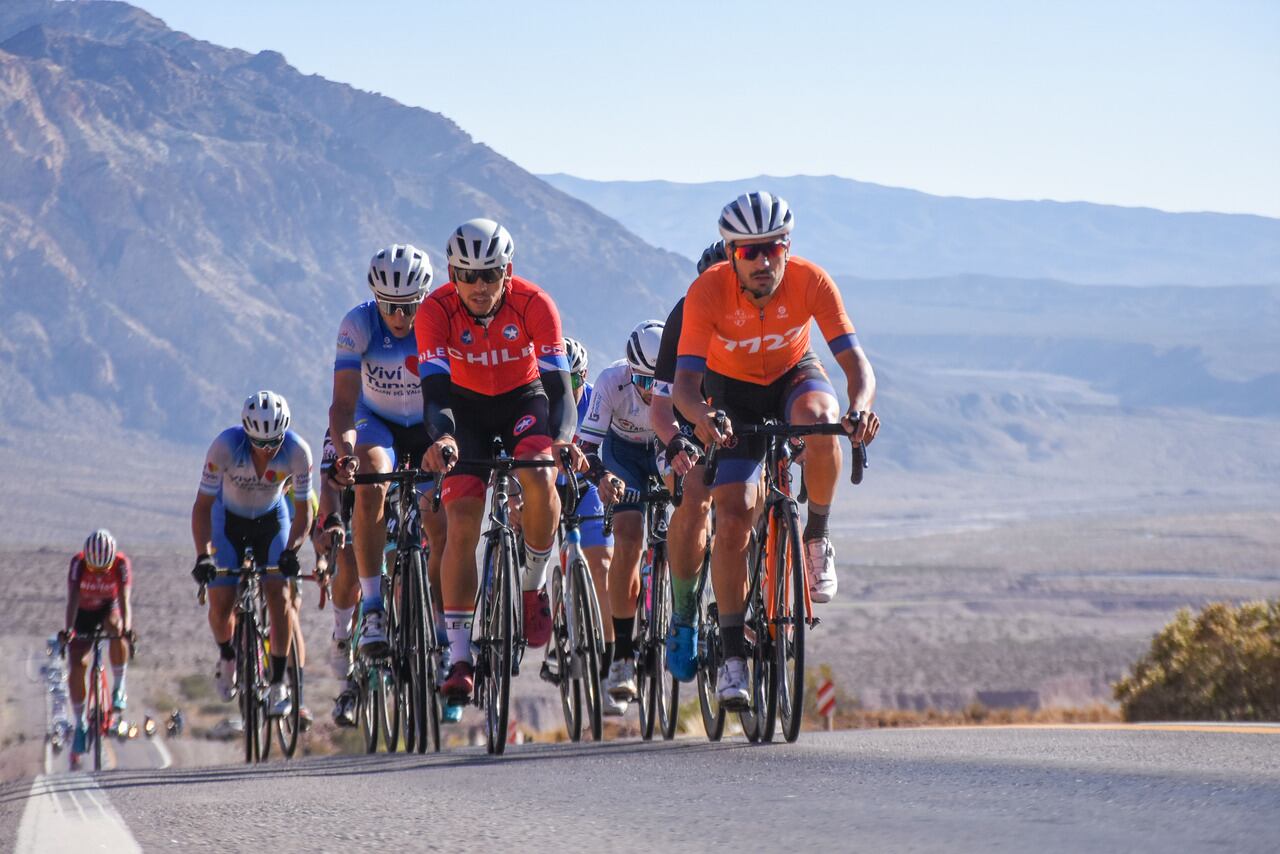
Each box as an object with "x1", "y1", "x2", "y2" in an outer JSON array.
[{"x1": 133, "y1": 0, "x2": 1280, "y2": 216}]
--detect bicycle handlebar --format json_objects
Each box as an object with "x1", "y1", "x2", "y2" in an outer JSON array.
[{"x1": 703, "y1": 412, "x2": 868, "y2": 486}]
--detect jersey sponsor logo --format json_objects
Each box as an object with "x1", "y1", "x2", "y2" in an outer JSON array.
[
  {"x1": 513, "y1": 414, "x2": 537, "y2": 436},
  {"x1": 731, "y1": 308, "x2": 751, "y2": 327},
  {"x1": 777, "y1": 305, "x2": 789, "y2": 318},
  {"x1": 445, "y1": 344, "x2": 534, "y2": 367},
  {"x1": 265, "y1": 470, "x2": 283, "y2": 483},
  {"x1": 539, "y1": 343, "x2": 565, "y2": 355},
  {"x1": 404, "y1": 355, "x2": 420, "y2": 375},
  {"x1": 206, "y1": 461, "x2": 219, "y2": 473},
  {"x1": 383, "y1": 336, "x2": 393, "y2": 348},
  {"x1": 502, "y1": 324, "x2": 519, "y2": 341},
  {"x1": 337, "y1": 332, "x2": 357, "y2": 351},
  {"x1": 461, "y1": 329, "x2": 473, "y2": 345},
  {"x1": 718, "y1": 324, "x2": 807, "y2": 354}
]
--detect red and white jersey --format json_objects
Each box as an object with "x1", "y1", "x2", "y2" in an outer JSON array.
[
  {"x1": 415, "y1": 275, "x2": 569, "y2": 397},
  {"x1": 68, "y1": 551, "x2": 132, "y2": 611}
]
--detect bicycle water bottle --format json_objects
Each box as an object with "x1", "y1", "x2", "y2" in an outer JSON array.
[{"x1": 641, "y1": 548, "x2": 653, "y2": 611}]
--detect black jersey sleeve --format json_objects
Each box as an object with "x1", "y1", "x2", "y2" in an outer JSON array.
[{"x1": 653, "y1": 297, "x2": 685, "y2": 387}]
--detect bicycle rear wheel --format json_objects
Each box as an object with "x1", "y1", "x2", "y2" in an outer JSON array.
[
  {"x1": 359, "y1": 662, "x2": 381, "y2": 754},
  {"x1": 653, "y1": 555, "x2": 680, "y2": 741},
  {"x1": 636, "y1": 548, "x2": 657, "y2": 740},
  {"x1": 774, "y1": 501, "x2": 806, "y2": 743},
  {"x1": 88, "y1": 668, "x2": 104, "y2": 771},
  {"x1": 573, "y1": 555, "x2": 604, "y2": 742}
]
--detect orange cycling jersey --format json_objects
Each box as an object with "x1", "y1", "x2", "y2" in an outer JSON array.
[{"x1": 676, "y1": 256, "x2": 858, "y2": 385}]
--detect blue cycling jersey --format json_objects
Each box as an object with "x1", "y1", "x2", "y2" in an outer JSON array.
[
  {"x1": 335, "y1": 301, "x2": 423, "y2": 428},
  {"x1": 199, "y1": 427, "x2": 313, "y2": 518}
]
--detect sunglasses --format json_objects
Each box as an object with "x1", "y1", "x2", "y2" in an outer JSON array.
[
  {"x1": 571, "y1": 373, "x2": 585, "y2": 390},
  {"x1": 731, "y1": 240, "x2": 788, "y2": 263},
  {"x1": 377, "y1": 299, "x2": 421, "y2": 318},
  {"x1": 249, "y1": 435, "x2": 284, "y2": 450},
  {"x1": 631, "y1": 375, "x2": 656, "y2": 391},
  {"x1": 453, "y1": 267, "x2": 505, "y2": 286}
]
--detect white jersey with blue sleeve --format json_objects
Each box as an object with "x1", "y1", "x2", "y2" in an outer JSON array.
[
  {"x1": 199, "y1": 427, "x2": 314, "y2": 518},
  {"x1": 579, "y1": 360, "x2": 656, "y2": 445},
  {"x1": 335, "y1": 301, "x2": 423, "y2": 428}
]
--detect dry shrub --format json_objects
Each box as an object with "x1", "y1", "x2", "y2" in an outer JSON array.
[{"x1": 1113, "y1": 599, "x2": 1280, "y2": 722}]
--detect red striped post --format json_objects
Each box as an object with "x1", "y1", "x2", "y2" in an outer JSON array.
[{"x1": 817, "y1": 678, "x2": 836, "y2": 730}]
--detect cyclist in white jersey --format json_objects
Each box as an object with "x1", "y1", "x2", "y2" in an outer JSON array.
[
  {"x1": 578, "y1": 321, "x2": 665, "y2": 712},
  {"x1": 191, "y1": 391, "x2": 314, "y2": 717},
  {"x1": 328, "y1": 244, "x2": 447, "y2": 663}
]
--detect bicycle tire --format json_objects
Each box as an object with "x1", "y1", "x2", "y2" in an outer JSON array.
[
  {"x1": 653, "y1": 551, "x2": 680, "y2": 741},
  {"x1": 359, "y1": 662, "x2": 381, "y2": 754},
  {"x1": 382, "y1": 565, "x2": 401, "y2": 753},
  {"x1": 274, "y1": 627, "x2": 302, "y2": 758},
  {"x1": 551, "y1": 564, "x2": 582, "y2": 741},
  {"x1": 255, "y1": 613, "x2": 273, "y2": 761},
  {"x1": 696, "y1": 597, "x2": 726, "y2": 742},
  {"x1": 774, "y1": 500, "x2": 806, "y2": 743},
  {"x1": 402, "y1": 550, "x2": 424, "y2": 753},
  {"x1": 417, "y1": 552, "x2": 442, "y2": 754},
  {"x1": 573, "y1": 555, "x2": 604, "y2": 742},
  {"x1": 636, "y1": 547, "x2": 656, "y2": 740},
  {"x1": 741, "y1": 524, "x2": 777, "y2": 744},
  {"x1": 89, "y1": 665, "x2": 104, "y2": 771},
  {"x1": 483, "y1": 532, "x2": 516, "y2": 755}
]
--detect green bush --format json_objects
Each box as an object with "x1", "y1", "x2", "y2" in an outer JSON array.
[{"x1": 1114, "y1": 600, "x2": 1280, "y2": 721}]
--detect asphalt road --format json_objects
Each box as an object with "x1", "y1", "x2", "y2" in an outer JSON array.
[{"x1": 6, "y1": 725, "x2": 1278, "y2": 853}]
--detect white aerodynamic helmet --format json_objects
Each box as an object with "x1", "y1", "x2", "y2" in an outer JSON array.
[
  {"x1": 446, "y1": 218, "x2": 516, "y2": 270},
  {"x1": 717, "y1": 191, "x2": 794, "y2": 244},
  {"x1": 367, "y1": 243, "x2": 433, "y2": 303},
  {"x1": 242, "y1": 390, "x2": 291, "y2": 444},
  {"x1": 625, "y1": 320, "x2": 664, "y2": 377},
  {"x1": 83, "y1": 529, "x2": 117, "y2": 569},
  {"x1": 564, "y1": 337, "x2": 589, "y2": 376}
]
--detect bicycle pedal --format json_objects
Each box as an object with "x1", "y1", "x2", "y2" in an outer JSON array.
[
  {"x1": 538, "y1": 661, "x2": 561, "y2": 686},
  {"x1": 808, "y1": 616, "x2": 821, "y2": 628}
]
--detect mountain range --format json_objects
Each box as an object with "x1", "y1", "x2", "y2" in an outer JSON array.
[{"x1": 541, "y1": 173, "x2": 1280, "y2": 287}]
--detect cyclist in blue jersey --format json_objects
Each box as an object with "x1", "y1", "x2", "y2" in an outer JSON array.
[
  {"x1": 191, "y1": 391, "x2": 314, "y2": 717},
  {"x1": 327, "y1": 244, "x2": 447, "y2": 662},
  {"x1": 578, "y1": 321, "x2": 666, "y2": 713}
]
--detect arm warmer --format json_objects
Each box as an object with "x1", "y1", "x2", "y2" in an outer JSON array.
[
  {"x1": 421, "y1": 373, "x2": 456, "y2": 441},
  {"x1": 541, "y1": 368, "x2": 577, "y2": 445}
]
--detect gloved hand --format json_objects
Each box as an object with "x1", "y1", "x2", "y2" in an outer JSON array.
[
  {"x1": 277, "y1": 548, "x2": 300, "y2": 578},
  {"x1": 192, "y1": 554, "x2": 217, "y2": 585}
]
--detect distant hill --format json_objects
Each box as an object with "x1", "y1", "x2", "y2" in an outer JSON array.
[
  {"x1": 541, "y1": 173, "x2": 1280, "y2": 287},
  {"x1": 0, "y1": 0, "x2": 690, "y2": 444}
]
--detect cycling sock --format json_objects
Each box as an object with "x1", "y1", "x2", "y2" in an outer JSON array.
[
  {"x1": 217, "y1": 640, "x2": 236, "y2": 661},
  {"x1": 804, "y1": 502, "x2": 830, "y2": 541},
  {"x1": 444, "y1": 611, "x2": 474, "y2": 665},
  {"x1": 671, "y1": 573, "x2": 698, "y2": 624},
  {"x1": 522, "y1": 542, "x2": 554, "y2": 591},
  {"x1": 332, "y1": 604, "x2": 356, "y2": 640},
  {"x1": 612, "y1": 617, "x2": 635, "y2": 661},
  {"x1": 270, "y1": 655, "x2": 287, "y2": 684},
  {"x1": 112, "y1": 666, "x2": 126, "y2": 694},
  {"x1": 601, "y1": 642, "x2": 615, "y2": 679},
  {"x1": 720, "y1": 612, "x2": 746, "y2": 660},
  {"x1": 358, "y1": 575, "x2": 382, "y2": 604}
]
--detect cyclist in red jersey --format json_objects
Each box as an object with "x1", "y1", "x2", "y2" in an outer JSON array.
[
  {"x1": 417, "y1": 218, "x2": 587, "y2": 702},
  {"x1": 61, "y1": 529, "x2": 133, "y2": 764}
]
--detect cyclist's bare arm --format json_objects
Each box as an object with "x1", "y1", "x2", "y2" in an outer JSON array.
[
  {"x1": 833, "y1": 347, "x2": 879, "y2": 444},
  {"x1": 192, "y1": 491, "x2": 216, "y2": 556},
  {"x1": 64, "y1": 584, "x2": 80, "y2": 634},
  {"x1": 119, "y1": 586, "x2": 132, "y2": 634},
  {"x1": 649, "y1": 394, "x2": 682, "y2": 446},
  {"x1": 673, "y1": 367, "x2": 730, "y2": 447},
  {"x1": 289, "y1": 497, "x2": 313, "y2": 554},
  {"x1": 328, "y1": 370, "x2": 362, "y2": 482}
]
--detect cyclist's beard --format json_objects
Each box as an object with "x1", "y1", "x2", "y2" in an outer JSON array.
[{"x1": 463, "y1": 289, "x2": 505, "y2": 322}]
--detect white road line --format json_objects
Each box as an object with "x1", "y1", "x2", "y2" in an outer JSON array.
[{"x1": 16, "y1": 774, "x2": 143, "y2": 854}]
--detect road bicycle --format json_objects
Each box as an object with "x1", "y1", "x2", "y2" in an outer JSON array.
[{"x1": 60, "y1": 626, "x2": 134, "y2": 771}]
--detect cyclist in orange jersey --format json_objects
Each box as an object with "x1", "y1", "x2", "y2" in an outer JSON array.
[{"x1": 673, "y1": 192, "x2": 879, "y2": 707}]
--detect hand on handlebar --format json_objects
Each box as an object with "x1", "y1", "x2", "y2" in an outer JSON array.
[
  {"x1": 842, "y1": 409, "x2": 880, "y2": 445},
  {"x1": 553, "y1": 441, "x2": 588, "y2": 475},
  {"x1": 598, "y1": 473, "x2": 627, "y2": 506},
  {"x1": 694, "y1": 409, "x2": 731, "y2": 448},
  {"x1": 191, "y1": 554, "x2": 217, "y2": 585},
  {"x1": 424, "y1": 437, "x2": 458, "y2": 475},
  {"x1": 664, "y1": 435, "x2": 701, "y2": 478},
  {"x1": 331, "y1": 454, "x2": 359, "y2": 486}
]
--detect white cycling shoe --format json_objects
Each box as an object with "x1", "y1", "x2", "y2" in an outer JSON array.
[
  {"x1": 330, "y1": 633, "x2": 353, "y2": 679},
  {"x1": 602, "y1": 693, "x2": 629, "y2": 717},
  {"x1": 267, "y1": 682, "x2": 293, "y2": 718},
  {"x1": 717, "y1": 657, "x2": 750, "y2": 710},
  {"x1": 804, "y1": 538, "x2": 838, "y2": 603},
  {"x1": 215, "y1": 657, "x2": 237, "y2": 702},
  {"x1": 604, "y1": 659, "x2": 638, "y2": 702}
]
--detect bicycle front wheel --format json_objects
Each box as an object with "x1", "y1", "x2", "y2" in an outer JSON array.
[
  {"x1": 551, "y1": 564, "x2": 581, "y2": 741},
  {"x1": 696, "y1": 598, "x2": 726, "y2": 743},
  {"x1": 359, "y1": 663, "x2": 381, "y2": 754},
  {"x1": 653, "y1": 553, "x2": 680, "y2": 741},
  {"x1": 482, "y1": 532, "x2": 516, "y2": 755},
  {"x1": 274, "y1": 628, "x2": 302, "y2": 758},
  {"x1": 774, "y1": 501, "x2": 807, "y2": 743},
  {"x1": 88, "y1": 668, "x2": 105, "y2": 771},
  {"x1": 572, "y1": 556, "x2": 604, "y2": 742}
]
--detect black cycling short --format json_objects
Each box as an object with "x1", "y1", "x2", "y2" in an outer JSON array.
[
  {"x1": 441, "y1": 381, "x2": 552, "y2": 504},
  {"x1": 704, "y1": 353, "x2": 836, "y2": 486},
  {"x1": 73, "y1": 603, "x2": 117, "y2": 638}
]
